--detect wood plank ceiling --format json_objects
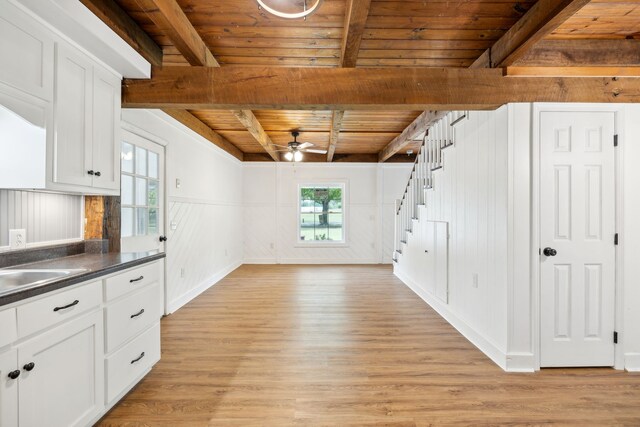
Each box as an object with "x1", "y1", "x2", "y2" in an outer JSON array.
[{"x1": 89, "y1": 0, "x2": 640, "y2": 161}]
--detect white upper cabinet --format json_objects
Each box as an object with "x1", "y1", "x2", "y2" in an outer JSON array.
[
  {"x1": 0, "y1": 0, "x2": 121, "y2": 195},
  {"x1": 0, "y1": 6, "x2": 53, "y2": 101},
  {"x1": 53, "y1": 44, "x2": 94, "y2": 189}
]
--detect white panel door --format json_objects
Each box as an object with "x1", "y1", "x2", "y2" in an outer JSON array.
[
  {"x1": 539, "y1": 111, "x2": 615, "y2": 367},
  {"x1": 17, "y1": 311, "x2": 104, "y2": 427}
]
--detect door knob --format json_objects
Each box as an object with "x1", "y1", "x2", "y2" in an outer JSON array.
[
  {"x1": 543, "y1": 247, "x2": 557, "y2": 257},
  {"x1": 159, "y1": 235, "x2": 168, "y2": 242}
]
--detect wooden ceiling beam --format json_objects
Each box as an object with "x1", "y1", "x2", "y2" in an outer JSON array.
[
  {"x1": 378, "y1": 111, "x2": 446, "y2": 163},
  {"x1": 133, "y1": 0, "x2": 218, "y2": 67},
  {"x1": 341, "y1": 0, "x2": 372, "y2": 68},
  {"x1": 134, "y1": 0, "x2": 279, "y2": 160},
  {"x1": 505, "y1": 67, "x2": 640, "y2": 77},
  {"x1": 471, "y1": 0, "x2": 592, "y2": 68},
  {"x1": 513, "y1": 39, "x2": 640, "y2": 67},
  {"x1": 122, "y1": 66, "x2": 640, "y2": 110},
  {"x1": 327, "y1": 110, "x2": 345, "y2": 162},
  {"x1": 328, "y1": 0, "x2": 372, "y2": 162},
  {"x1": 162, "y1": 109, "x2": 243, "y2": 161},
  {"x1": 80, "y1": 0, "x2": 163, "y2": 66}
]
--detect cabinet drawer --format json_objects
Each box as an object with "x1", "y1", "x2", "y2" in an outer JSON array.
[
  {"x1": 105, "y1": 262, "x2": 159, "y2": 301},
  {"x1": 17, "y1": 281, "x2": 101, "y2": 338},
  {"x1": 105, "y1": 283, "x2": 161, "y2": 353},
  {"x1": 0, "y1": 308, "x2": 17, "y2": 347},
  {"x1": 106, "y1": 322, "x2": 160, "y2": 403}
]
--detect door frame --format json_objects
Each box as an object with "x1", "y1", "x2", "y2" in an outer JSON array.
[{"x1": 531, "y1": 103, "x2": 625, "y2": 370}]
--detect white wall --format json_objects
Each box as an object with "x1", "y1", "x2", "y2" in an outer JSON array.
[
  {"x1": 0, "y1": 189, "x2": 82, "y2": 250},
  {"x1": 243, "y1": 163, "x2": 411, "y2": 264},
  {"x1": 122, "y1": 109, "x2": 243, "y2": 313},
  {"x1": 394, "y1": 107, "x2": 511, "y2": 369}
]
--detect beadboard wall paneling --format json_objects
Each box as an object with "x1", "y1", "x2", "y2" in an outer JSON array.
[
  {"x1": 121, "y1": 109, "x2": 243, "y2": 314},
  {"x1": 0, "y1": 189, "x2": 82, "y2": 249},
  {"x1": 243, "y1": 163, "x2": 411, "y2": 264},
  {"x1": 394, "y1": 107, "x2": 510, "y2": 366}
]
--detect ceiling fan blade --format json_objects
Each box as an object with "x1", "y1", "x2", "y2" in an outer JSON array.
[
  {"x1": 298, "y1": 142, "x2": 314, "y2": 149},
  {"x1": 303, "y1": 149, "x2": 327, "y2": 154}
]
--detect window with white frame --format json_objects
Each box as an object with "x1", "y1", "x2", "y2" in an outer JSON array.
[
  {"x1": 298, "y1": 184, "x2": 345, "y2": 243},
  {"x1": 120, "y1": 141, "x2": 159, "y2": 237}
]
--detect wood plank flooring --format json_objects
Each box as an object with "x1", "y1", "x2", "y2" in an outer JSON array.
[{"x1": 98, "y1": 265, "x2": 640, "y2": 426}]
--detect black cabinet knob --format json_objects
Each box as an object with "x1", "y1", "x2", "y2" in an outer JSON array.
[
  {"x1": 23, "y1": 362, "x2": 35, "y2": 372},
  {"x1": 94, "y1": 171, "x2": 101, "y2": 177},
  {"x1": 7, "y1": 370, "x2": 20, "y2": 380},
  {"x1": 543, "y1": 247, "x2": 557, "y2": 257},
  {"x1": 87, "y1": 170, "x2": 95, "y2": 175},
  {"x1": 159, "y1": 235, "x2": 167, "y2": 242}
]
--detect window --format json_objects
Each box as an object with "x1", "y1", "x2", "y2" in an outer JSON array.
[
  {"x1": 120, "y1": 141, "x2": 159, "y2": 238},
  {"x1": 298, "y1": 184, "x2": 345, "y2": 243}
]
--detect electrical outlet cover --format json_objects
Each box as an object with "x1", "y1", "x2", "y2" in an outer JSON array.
[{"x1": 9, "y1": 229, "x2": 26, "y2": 249}]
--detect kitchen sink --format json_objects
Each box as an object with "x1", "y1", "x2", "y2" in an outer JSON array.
[{"x1": 0, "y1": 268, "x2": 88, "y2": 295}]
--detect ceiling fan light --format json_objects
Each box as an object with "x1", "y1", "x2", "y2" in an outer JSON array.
[
  {"x1": 284, "y1": 151, "x2": 294, "y2": 161},
  {"x1": 294, "y1": 151, "x2": 303, "y2": 162}
]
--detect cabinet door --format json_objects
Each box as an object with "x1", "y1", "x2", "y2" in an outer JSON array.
[
  {"x1": 17, "y1": 311, "x2": 104, "y2": 427},
  {"x1": 91, "y1": 67, "x2": 121, "y2": 191},
  {"x1": 0, "y1": 1, "x2": 54, "y2": 101},
  {"x1": 53, "y1": 44, "x2": 93, "y2": 188},
  {"x1": 0, "y1": 349, "x2": 19, "y2": 427}
]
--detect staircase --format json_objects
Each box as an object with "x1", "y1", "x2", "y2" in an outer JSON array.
[{"x1": 393, "y1": 111, "x2": 466, "y2": 263}]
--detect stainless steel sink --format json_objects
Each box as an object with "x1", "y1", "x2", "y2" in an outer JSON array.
[{"x1": 0, "y1": 268, "x2": 88, "y2": 295}]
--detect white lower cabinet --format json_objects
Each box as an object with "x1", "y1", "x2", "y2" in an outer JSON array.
[
  {"x1": 17, "y1": 311, "x2": 104, "y2": 427},
  {"x1": 0, "y1": 259, "x2": 163, "y2": 427},
  {"x1": 0, "y1": 349, "x2": 19, "y2": 427}
]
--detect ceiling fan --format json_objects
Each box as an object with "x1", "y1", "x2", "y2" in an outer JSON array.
[{"x1": 274, "y1": 131, "x2": 327, "y2": 161}]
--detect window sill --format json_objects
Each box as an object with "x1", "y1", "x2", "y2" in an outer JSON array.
[{"x1": 295, "y1": 242, "x2": 349, "y2": 248}]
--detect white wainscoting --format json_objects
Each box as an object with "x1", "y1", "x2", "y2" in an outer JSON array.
[
  {"x1": 0, "y1": 189, "x2": 82, "y2": 250},
  {"x1": 243, "y1": 163, "x2": 411, "y2": 264},
  {"x1": 394, "y1": 108, "x2": 511, "y2": 368},
  {"x1": 122, "y1": 109, "x2": 243, "y2": 314}
]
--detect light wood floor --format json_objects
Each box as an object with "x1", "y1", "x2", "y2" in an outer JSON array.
[{"x1": 98, "y1": 265, "x2": 640, "y2": 426}]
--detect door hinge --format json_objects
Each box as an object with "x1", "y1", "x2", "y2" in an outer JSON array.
[
  {"x1": 614, "y1": 331, "x2": 618, "y2": 344},
  {"x1": 614, "y1": 233, "x2": 619, "y2": 245},
  {"x1": 614, "y1": 135, "x2": 618, "y2": 147}
]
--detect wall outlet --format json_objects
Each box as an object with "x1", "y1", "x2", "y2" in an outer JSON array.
[
  {"x1": 170, "y1": 221, "x2": 178, "y2": 230},
  {"x1": 9, "y1": 229, "x2": 26, "y2": 250},
  {"x1": 180, "y1": 268, "x2": 186, "y2": 278},
  {"x1": 472, "y1": 273, "x2": 479, "y2": 288},
  {"x1": 176, "y1": 178, "x2": 181, "y2": 189}
]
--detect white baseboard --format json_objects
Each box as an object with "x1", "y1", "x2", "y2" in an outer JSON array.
[
  {"x1": 395, "y1": 268, "x2": 510, "y2": 372},
  {"x1": 243, "y1": 258, "x2": 277, "y2": 264},
  {"x1": 624, "y1": 353, "x2": 640, "y2": 371},
  {"x1": 506, "y1": 352, "x2": 535, "y2": 372},
  {"x1": 277, "y1": 258, "x2": 380, "y2": 264},
  {"x1": 166, "y1": 261, "x2": 241, "y2": 314}
]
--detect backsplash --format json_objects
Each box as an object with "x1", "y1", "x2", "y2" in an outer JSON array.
[{"x1": 0, "y1": 189, "x2": 82, "y2": 249}]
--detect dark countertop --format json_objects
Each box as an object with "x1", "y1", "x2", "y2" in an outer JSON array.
[{"x1": 0, "y1": 251, "x2": 166, "y2": 307}]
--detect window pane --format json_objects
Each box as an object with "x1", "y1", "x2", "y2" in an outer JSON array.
[
  {"x1": 121, "y1": 175, "x2": 133, "y2": 205},
  {"x1": 135, "y1": 177, "x2": 147, "y2": 206},
  {"x1": 135, "y1": 146, "x2": 147, "y2": 175},
  {"x1": 136, "y1": 207, "x2": 147, "y2": 235},
  {"x1": 121, "y1": 142, "x2": 134, "y2": 173},
  {"x1": 122, "y1": 207, "x2": 134, "y2": 237},
  {"x1": 148, "y1": 151, "x2": 159, "y2": 179},
  {"x1": 299, "y1": 185, "x2": 343, "y2": 242},
  {"x1": 148, "y1": 208, "x2": 158, "y2": 234},
  {"x1": 148, "y1": 180, "x2": 158, "y2": 207}
]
